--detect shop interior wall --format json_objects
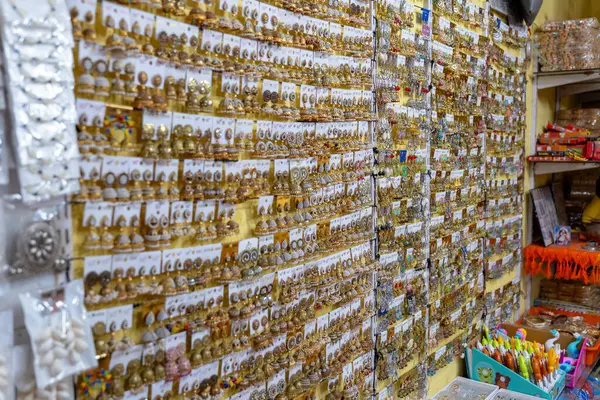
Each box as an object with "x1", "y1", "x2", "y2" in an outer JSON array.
[
  {"x1": 523, "y1": 0, "x2": 595, "y2": 311},
  {"x1": 428, "y1": 0, "x2": 595, "y2": 396},
  {"x1": 1, "y1": 0, "x2": 596, "y2": 397}
]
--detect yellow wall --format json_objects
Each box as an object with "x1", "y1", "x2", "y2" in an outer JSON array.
[{"x1": 590, "y1": 0, "x2": 600, "y2": 18}]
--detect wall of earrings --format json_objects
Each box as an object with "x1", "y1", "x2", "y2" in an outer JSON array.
[
  {"x1": 482, "y1": 7, "x2": 527, "y2": 327},
  {"x1": 373, "y1": 0, "x2": 430, "y2": 398},
  {"x1": 0, "y1": 0, "x2": 529, "y2": 398},
  {"x1": 370, "y1": 0, "x2": 528, "y2": 397},
  {"x1": 70, "y1": 0, "x2": 379, "y2": 399},
  {"x1": 426, "y1": 0, "x2": 490, "y2": 385},
  {"x1": 426, "y1": 0, "x2": 527, "y2": 394}
]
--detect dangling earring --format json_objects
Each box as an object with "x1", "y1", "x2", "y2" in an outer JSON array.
[
  {"x1": 77, "y1": 57, "x2": 95, "y2": 95},
  {"x1": 155, "y1": 309, "x2": 170, "y2": 339}
]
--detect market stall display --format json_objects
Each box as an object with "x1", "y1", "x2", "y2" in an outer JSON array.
[
  {"x1": 521, "y1": 306, "x2": 600, "y2": 367},
  {"x1": 466, "y1": 325, "x2": 569, "y2": 398},
  {"x1": 0, "y1": 0, "x2": 530, "y2": 398}
]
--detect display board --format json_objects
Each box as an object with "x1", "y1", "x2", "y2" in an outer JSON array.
[{"x1": 0, "y1": 0, "x2": 529, "y2": 398}]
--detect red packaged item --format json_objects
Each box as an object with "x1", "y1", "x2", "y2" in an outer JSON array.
[
  {"x1": 586, "y1": 141, "x2": 594, "y2": 159},
  {"x1": 546, "y1": 122, "x2": 591, "y2": 136},
  {"x1": 587, "y1": 141, "x2": 600, "y2": 160},
  {"x1": 536, "y1": 144, "x2": 585, "y2": 156},
  {"x1": 547, "y1": 123, "x2": 566, "y2": 132},
  {"x1": 538, "y1": 135, "x2": 588, "y2": 145}
]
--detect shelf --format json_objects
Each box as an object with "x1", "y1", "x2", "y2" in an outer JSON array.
[
  {"x1": 533, "y1": 299, "x2": 600, "y2": 316},
  {"x1": 530, "y1": 161, "x2": 600, "y2": 175},
  {"x1": 559, "y1": 352, "x2": 600, "y2": 399},
  {"x1": 535, "y1": 68, "x2": 600, "y2": 90}
]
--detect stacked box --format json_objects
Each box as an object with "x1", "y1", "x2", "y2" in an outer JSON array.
[{"x1": 536, "y1": 18, "x2": 600, "y2": 72}]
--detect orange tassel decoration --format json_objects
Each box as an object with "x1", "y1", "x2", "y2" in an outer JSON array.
[{"x1": 525, "y1": 243, "x2": 600, "y2": 284}]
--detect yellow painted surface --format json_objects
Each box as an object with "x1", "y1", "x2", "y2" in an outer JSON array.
[
  {"x1": 592, "y1": 1, "x2": 600, "y2": 18},
  {"x1": 427, "y1": 359, "x2": 465, "y2": 396}
]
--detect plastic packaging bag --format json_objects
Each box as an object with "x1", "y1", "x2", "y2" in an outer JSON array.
[
  {"x1": 535, "y1": 18, "x2": 600, "y2": 71},
  {"x1": 20, "y1": 280, "x2": 97, "y2": 388},
  {"x1": 539, "y1": 17, "x2": 600, "y2": 32},
  {"x1": 13, "y1": 344, "x2": 73, "y2": 400},
  {"x1": 0, "y1": 309, "x2": 14, "y2": 400}
]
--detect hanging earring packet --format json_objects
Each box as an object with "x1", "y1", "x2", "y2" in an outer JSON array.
[
  {"x1": 13, "y1": 343, "x2": 74, "y2": 400},
  {"x1": 0, "y1": 82, "x2": 8, "y2": 186},
  {"x1": 0, "y1": 0, "x2": 80, "y2": 203},
  {"x1": 76, "y1": 98, "x2": 107, "y2": 158},
  {"x1": 19, "y1": 280, "x2": 97, "y2": 388},
  {"x1": 0, "y1": 310, "x2": 14, "y2": 400}
]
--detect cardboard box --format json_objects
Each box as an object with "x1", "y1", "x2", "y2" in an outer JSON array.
[
  {"x1": 536, "y1": 145, "x2": 585, "y2": 157},
  {"x1": 537, "y1": 135, "x2": 588, "y2": 145},
  {"x1": 465, "y1": 324, "x2": 567, "y2": 399}
]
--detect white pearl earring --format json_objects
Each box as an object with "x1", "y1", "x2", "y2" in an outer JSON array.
[{"x1": 34, "y1": 316, "x2": 89, "y2": 378}]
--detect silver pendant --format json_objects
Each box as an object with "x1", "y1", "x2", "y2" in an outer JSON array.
[{"x1": 9, "y1": 220, "x2": 67, "y2": 275}]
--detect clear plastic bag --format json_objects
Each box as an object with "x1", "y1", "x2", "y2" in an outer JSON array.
[
  {"x1": 13, "y1": 344, "x2": 73, "y2": 400},
  {"x1": 539, "y1": 17, "x2": 600, "y2": 32},
  {"x1": 0, "y1": 0, "x2": 80, "y2": 203},
  {"x1": 556, "y1": 108, "x2": 600, "y2": 130},
  {"x1": 19, "y1": 280, "x2": 97, "y2": 388},
  {"x1": 0, "y1": 309, "x2": 14, "y2": 400},
  {"x1": 535, "y1": 19, "x2": 600, "y2": 71}
]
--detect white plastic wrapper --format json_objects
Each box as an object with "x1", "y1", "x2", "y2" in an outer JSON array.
[
  {"x1": 0, "y1": 0, "x2": 80, "y2": 203},
  {"x1": 0, "y1": 309, "x2": 14, "y2": 400},
  {"x1": 13, "y1": 344, "x2": 73, "y2": 400},
  {"x1": 20, "y1": 280, "x2": 97, "y2": 388}
]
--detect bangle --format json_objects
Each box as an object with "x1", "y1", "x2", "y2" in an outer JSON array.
[{"x1": 523, "y1": 315, "x2": 551, "y2": 329}]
